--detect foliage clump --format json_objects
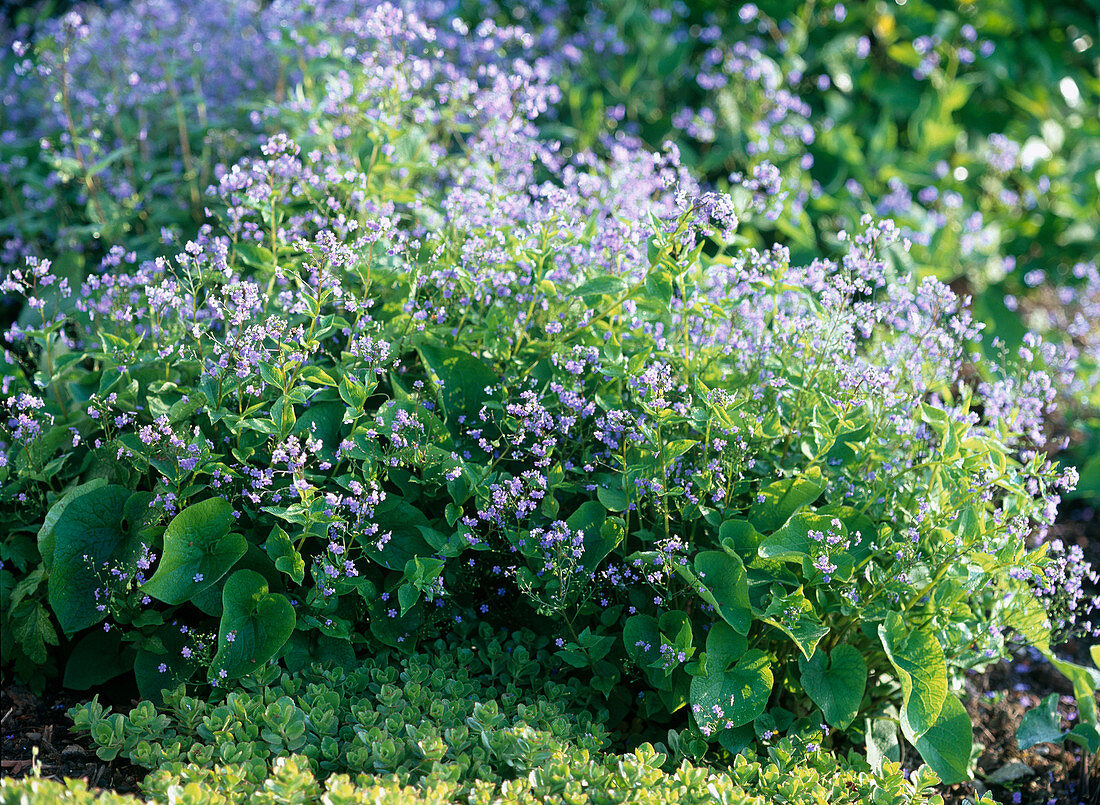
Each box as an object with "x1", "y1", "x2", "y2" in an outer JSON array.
[
  {"x1": 1, "y1": 0, "x2": 1098, "y2": 796},
  {"x1": 69, "y1": 624, "x2": 611, "y2": 783}
]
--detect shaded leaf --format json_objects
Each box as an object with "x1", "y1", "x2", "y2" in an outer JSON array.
[
  {"x1": 143, "y1": 497, "x2": 243, "y2": 605},
  {"x1": 48, "y1": 485, "x2": 138, "y2": 633},
  {"x1": 905, "y1": 692, "x2": 973, "y2": 785},
  {"x1": 1016, "y1": 694, "x2": 1063, "y2": 750},
  {"x1": 210, "y1": 570, "x2": 295, "y2": 680},
  {"x1": 799, "y1": 644, "x2": 866, "y2": 729}
]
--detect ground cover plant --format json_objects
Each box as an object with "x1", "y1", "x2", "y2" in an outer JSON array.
[{"x1": 1, "y1": 0, "x2": 1098, "y2": 803}]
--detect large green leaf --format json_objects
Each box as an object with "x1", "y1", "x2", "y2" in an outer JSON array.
[
  {"x1": 134, "y1": 626, "x2": 201, "y2": 704},
  {"x1": 417, "y1": 342, "x2": 498, "y2": 428},
  {"x1": 282, "y1": 631, "x2": 356, "y2": 674},
  {"x1": 692, "y1": 551, "x2": 751, "y2": 635},
  {"x1": 596, "y1": 484, "x2": 629, "y2": 511},
  {"x1": 865, "y1": 715, "x2": 900, "y2": 771},
  {"x1": 291, "y1": 401, "x2": 344, "y2": 463},
  {"x1": 798, "y1": 644, "x2": 866, "y2": 729},
  {"x1": 37, "y1": 478, "x2": 107, "y2": 573},
  {"x1": 63, "y1": 628, "x2": 133, "y2": 690},
  {"x1": 719, "y1": 518, "x2": 762, "y2": 556},
  {"x1": 758, "y1": 511, "x2": 849, "y2": 565},
  {"x1": 359, "y1": 498, "x2": 435, "y2": 571},
  {"x1": 369, "y1": 588, "x2": 423, "y2": 648},
  {"x1": 1017, "y1": 693, "x2": 1064, "y2": 750},
  {"x1": 904, "y1": 692, "x2": 973, "y2": 785},
  {"x1": 566, "y1": 501, "x2": 622, "y2": 572},
  {"x1": 47, "y1": 485, "x2": 140, "y2": 633},
  {"x1": 689, "y1": 622, "x2": 773, "y2": 733},
  {"x1": 878, "y1": 611, "x2": 947, "y2": 739},
  {"x1": 749, "y1": 466, "x2": 826, "y2": 532},
  {"x1": 623, "y1": 614, "x2": 662, "y2": 669},
  {"x1": 142, "y1": 497, "x2": 244, "y2": 605},
  {"x1": 209, "y1": 570, "x2": 295, "y2": 681}
]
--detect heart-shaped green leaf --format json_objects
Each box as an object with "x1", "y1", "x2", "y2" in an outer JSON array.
[
  {"x1": 749, "y1": 466, "x2": 826, "y2": 532},
  {"x1": 758, "y1": 511, "x2": 848, "y2": 564},
  {"x1": 904, "y1": 692, "x2": 973, "y2": 785},
  {"x1": 134, "y1": 626, "x2": 201, "y2": 705},
  {"x1": 283, "y1": 631, "x2": 355, "y2": 674},
  {"x1": 719, "y1": 518, "x2": 762, "y2": 556},
  {"x1": 369, "y1": 589, "x2": 423, "y2": 648},
  {"x1": 879, "y1": 611, "x2": 947, "y2": 739},
  {"x1": 596, "y1": 485, "x2": 629, "y2": 511},
  {"x1": 142, "y1": 497, "x2": 244, "y2": 605},
  {"x1": 717, "y1": 724, "x2": 755, "y2": 755},
  {"x1": 359, "y1": 498, "x2": 435, "y2": 571},
  {"x1": 693, "y1": 551, "x2": 751, "y2": 635},
  {"x1": 865, "y1": 715, "x2": 900, "y2": 770},
  {"x1": 566, "y1": 501, "x2": 621, "y2": 572},
  {"x1": 48, "y1": 485, "x2": 140, "y2": 633},
  {"x1": 291, "y1": 401, "x2": 344, "y2": 462},
  {"x1": 63, "y1": 628, "x2": 133, "y2": 690},
  {"x1": 1017, "y1": 693, "x2": 1064, "y2": 750},
  {"x1": 798, "y1": 644, "x2": 867, "y2": 729},
  {"x1": 690, "y1": 622, "x2": 773, "y2": 734},
  {"x1": 417, "y1": 342, "x2": 498, "y2": 429},
  {"x1": 624, "y1": 614, "x2": 663, "y2": 673},
  {"x1": 209, "y1": 569, "x2": 295, "y2": 680},
  {"x1": 38, "y1": 478, "x2": 108, "y2": 573}
]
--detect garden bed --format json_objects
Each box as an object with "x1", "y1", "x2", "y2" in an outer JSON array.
[{"x1": 2, "y1": 2, "x2": 1098, "y2": 804}]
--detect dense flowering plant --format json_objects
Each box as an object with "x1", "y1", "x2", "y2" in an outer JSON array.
[
  {"x1": 493, "y1": 0, "x2": 1100, "y2": 490},
  {"x1": 4, "y1": 0, "x2": 1097, "y2": 489},
  {"x1": 1, "y1": 0, "x2": 1099, "y2": 794}
]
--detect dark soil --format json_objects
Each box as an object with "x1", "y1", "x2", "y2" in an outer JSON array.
[
  {"x1": 942, "y1": 650, "x2": 1100, "y2": 805},
  {"x1": 0, "y1": 682, "x2": 144, "y2": 795}
]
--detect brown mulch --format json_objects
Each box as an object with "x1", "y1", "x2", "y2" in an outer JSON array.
[
  {"x1": 940, "y1": 650, "x2": 1100, "y2": 805},
  {"x1": 0, "y1": 682, "x2": 144, "y2": 795}
]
